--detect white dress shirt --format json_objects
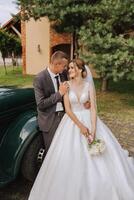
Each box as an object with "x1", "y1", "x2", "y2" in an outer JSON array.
[{"x1": 47, "y1": 68, "x2": 64, "y2": 111}]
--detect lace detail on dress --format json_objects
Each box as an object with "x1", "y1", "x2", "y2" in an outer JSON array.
[{"x1": 68, "y1": 81, "x2": 90, "y2": 112}]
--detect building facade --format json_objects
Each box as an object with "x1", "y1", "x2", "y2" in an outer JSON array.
[{"x1": 21, "y1": 17, "x2": 72, "y2": 75}]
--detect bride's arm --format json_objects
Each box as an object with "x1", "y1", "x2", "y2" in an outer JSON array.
[
  {"x1": 89, "y1": 84, "x2": 97, "y2": 138},
  {"x1": 64, "y1": 93, "x2": 89, "y2": 137}
]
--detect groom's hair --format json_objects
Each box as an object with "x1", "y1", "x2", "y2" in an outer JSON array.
[{"x1": 51, "y1": 51, "x2": 68, "y2": 63}]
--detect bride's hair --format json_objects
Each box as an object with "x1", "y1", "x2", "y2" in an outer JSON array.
[{"x1": 71, "y1": 58, "x2": 87, "y2": 78}]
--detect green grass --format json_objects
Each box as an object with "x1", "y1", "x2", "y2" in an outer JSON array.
[
  {"x1": 95, "y1": 79, "x2": 134, "y2": 121},
  {"x1": 0, "y1": 66, "x2": 34, "y2": 87}
]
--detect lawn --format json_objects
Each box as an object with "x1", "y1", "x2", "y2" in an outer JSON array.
[
  {"x1": 0, "y1": 66, "x2": 34, "y2": 87},
  {"x1": 96, "y1": 79, "x2": 134, "y2": 120}
]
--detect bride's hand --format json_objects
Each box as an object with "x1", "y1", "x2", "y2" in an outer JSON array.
[
  {"x1": 80, "y1": 125, "x2": 90, "y2": 138},
  {"x1": 88, "y1": 133, "x2": 95, "y2": 144}
]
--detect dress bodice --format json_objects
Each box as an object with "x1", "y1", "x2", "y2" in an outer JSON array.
[{"x1": 68, "y1": 81, "x2": 90, "y2": 112}]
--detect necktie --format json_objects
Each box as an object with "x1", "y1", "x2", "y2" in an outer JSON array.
[
  {"x1": 55, "y1": 75, "x2": 60, "y2": 91},
  {"x1": 55, "y1": 75, "x2": 65, "y2": 110}
]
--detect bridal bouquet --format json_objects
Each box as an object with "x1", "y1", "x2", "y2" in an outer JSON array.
[{"x1": 87, "y1": 137, "x2": 106, "y2": 156}]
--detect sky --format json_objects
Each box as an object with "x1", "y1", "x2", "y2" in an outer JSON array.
[{"x1": 0, "y1": 0, "x2": 19, "y2": 26}]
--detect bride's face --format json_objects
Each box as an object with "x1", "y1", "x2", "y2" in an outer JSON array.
[{"x1": 68, "y1": 62, "x2": 80, "y2": 79}]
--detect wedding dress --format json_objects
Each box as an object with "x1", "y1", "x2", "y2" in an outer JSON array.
[{"x1": 28, "y1": 81, "x2": 134, "y2": 200}]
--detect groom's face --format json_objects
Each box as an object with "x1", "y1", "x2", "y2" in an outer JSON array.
[{"x1": 53, "y1": 58, "x2": 68, "y2": 74}]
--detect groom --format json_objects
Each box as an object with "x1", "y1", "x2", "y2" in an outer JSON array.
[{"x1": 33, "y1": 51, "x2": 69, "y2": 154}]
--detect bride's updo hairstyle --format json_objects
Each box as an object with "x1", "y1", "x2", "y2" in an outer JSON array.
[{"x1": 72, "y1": 58, "x2": 87, "y2": 78}]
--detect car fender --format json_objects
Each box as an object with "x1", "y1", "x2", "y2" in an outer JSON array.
[{"x1": 0, "y1": 111, "x2": 39, "y2": 179}]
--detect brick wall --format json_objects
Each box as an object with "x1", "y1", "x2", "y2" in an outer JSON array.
[{"x1": 50, "y1": 27, "x2": 72, "y2": 48}]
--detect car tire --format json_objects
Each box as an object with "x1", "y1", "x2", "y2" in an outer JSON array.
[{"x1": 21, "y1": 134, "x2": 45, "y2": 182}]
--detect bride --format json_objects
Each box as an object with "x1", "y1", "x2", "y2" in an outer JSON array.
[{"x1": 28, "y1": 59, "x2": 134, "y2": 200}]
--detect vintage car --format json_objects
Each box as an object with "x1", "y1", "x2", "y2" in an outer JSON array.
[{"x1": 0, "y1": 87, "x2": 45, "y2": 188}]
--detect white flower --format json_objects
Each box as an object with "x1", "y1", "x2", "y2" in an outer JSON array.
[{"x1": 88, "y1": 139, "x2": 106, "y2": 156}]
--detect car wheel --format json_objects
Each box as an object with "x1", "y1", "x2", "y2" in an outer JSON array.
[{"x1": 21, "y1": 134, "x2": 46, "y2": 182}]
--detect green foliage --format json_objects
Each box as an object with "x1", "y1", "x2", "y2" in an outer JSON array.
[
  {"x1": 17, "y1": 0, "x2": 134, "y2": 88},
  {"x1": 0, "y1": 29, "x2": 22, "y2": 74},
  {"x1": 16, "y1": 0, "x2": 97, "y2": 32},
  {"x1": 79, "y1": 31, "x2": 134, "y2": 81},
  {"x1": 0, "y1": 29, "x2": 21, "y2": 58},
  {"x1": 16, "y1": 0, "x2": 98, "y2": 55},
  {"x1": 0, "y1": 29, "x2": 9, "y2": 58},
  {"x1": 78, "y1": 0, "x2": 134, "y2": 83}
]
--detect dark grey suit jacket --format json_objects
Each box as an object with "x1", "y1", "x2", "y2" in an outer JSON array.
[{"x1": 33, "y1": 68, "x2": 68, "y2": 132}]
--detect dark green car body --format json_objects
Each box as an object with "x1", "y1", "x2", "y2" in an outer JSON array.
[{"x1": 0, "y1": 87, "x2": 43, "y2": 187}]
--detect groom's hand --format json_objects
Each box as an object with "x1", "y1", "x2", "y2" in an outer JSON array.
[
  {"x1": 84, "y1": 101, "x2": 91, "y2": 109},
  {"x1": 59, "y1": 82, "x2": 69, "y2": 96}
]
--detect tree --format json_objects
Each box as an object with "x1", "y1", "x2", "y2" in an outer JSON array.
[
  {"x1": 0, "y1": 29, "x2": 22, "y2": 74},
  {"x1": 10, "y1": 36, "x2": 22, "y2": 68},
  {"x1": 17, "y1": 0, "x2": 97, "y2": 55},
  {"x1": 78, "y1": 0, "x2": 134, "y2": 91},
  {"x1": 0, "y1": 30, "x2": 9, "y2": 74},
  {"x1": 17, "y1": 0, "x2": 134, "y2": 91}
]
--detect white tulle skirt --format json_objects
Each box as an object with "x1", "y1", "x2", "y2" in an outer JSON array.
[{"x1": 28, "y1": 109, "x2": 134, "y2": 200}]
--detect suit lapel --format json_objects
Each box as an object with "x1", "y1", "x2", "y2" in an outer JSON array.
[
  {"x1": 44, "y1": 68, "x2": 66, "y2": 111},
  {"x1": 44, "y1": 69, "x2": 55, "y2": 93},
  {"x1": 44, "y1": 68, "x2": 68, "y2": 93}
]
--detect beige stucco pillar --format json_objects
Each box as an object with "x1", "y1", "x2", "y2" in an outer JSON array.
[{"x1": 25, "y1": 17, "x2": 50, "y2": 75}]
